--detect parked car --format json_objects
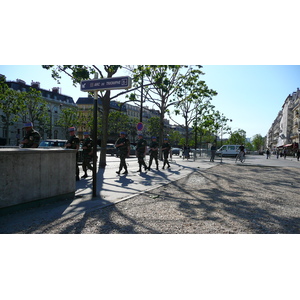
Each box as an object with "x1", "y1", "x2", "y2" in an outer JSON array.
[
  {"x1": 39, "y1": 139, "x2": 67, "y2": 148},
  {"x1": 106, "y1": 143, "x2": 117, "y2": 156},
  {"x1": 171, "y1": 148, "x2": 181, "y2": 155},
  {"x1": 216, "y1": 145, "x2": 244, "y2": 157}
]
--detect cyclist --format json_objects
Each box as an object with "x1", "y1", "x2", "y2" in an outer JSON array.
[{"x1": 239, "y1": 144, "x2": 245, "y2": 157}]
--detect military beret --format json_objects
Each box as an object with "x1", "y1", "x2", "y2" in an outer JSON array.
[{"x1": 23, "y1": 122, "x2": 33, "y2": 128}]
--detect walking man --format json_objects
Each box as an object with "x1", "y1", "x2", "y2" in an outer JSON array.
[
  {"x1": 81, "y1": 132, "x2": 93, "y2": 178},
  {"x1": 136, "y1": 133, "x2": 148, "y2": 172},
  {"x1": 115, "y1": 131, "x2": 130, "y2": 175},
  {"x1": 148, "y1": 136, "x2": 159, "y2": 170},
  {"x1": 210, "y1": 143, "x2": 217, "y2": 162},
  {"x1": 162, "y1": 137, "x2": 171, "y2": 169}
]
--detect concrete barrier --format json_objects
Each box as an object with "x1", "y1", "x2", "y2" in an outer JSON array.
[{"x1": 0, "y1": 148, "x2": 77, "y2": 214}]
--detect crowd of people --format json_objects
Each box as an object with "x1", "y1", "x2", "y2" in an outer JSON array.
[
  {"x1": 115, "y1": 132, "x2": 172, "y2": 175},
  {"x1": 20, "y1": 123, "x2": 300, "y2": 183}
]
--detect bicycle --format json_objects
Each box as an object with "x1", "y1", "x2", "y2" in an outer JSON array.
[{"x1": 235, "y1": 151, "x2": 246, "y2": 163}]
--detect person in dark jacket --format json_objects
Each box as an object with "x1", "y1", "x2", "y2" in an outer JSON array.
[
  {"x1": 115, "y1": 131, "x2": 130, "y2": 175},
  {"x1": 162, "y1": 137, "x2": 171, "y2": 169},
  {"x1": 136, "y1": 133, "x2": 148, "y2": 172},
  {"x1": 21, "y1": 122, "x2": 41, "y2": 148},
  {"x1": 81, "y1": 132, "x2": 93, "y2": 178},
  {"x1": 148, "y1": 136, "x2": 159, "y2": 170}
]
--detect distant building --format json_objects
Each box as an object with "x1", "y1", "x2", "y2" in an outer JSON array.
[
  {"x1": 267, "y1": 88, "x2": 300, "y2": 151},
  {"x1": 0, "y1": 77, "x2": 76, "y2": 145}
]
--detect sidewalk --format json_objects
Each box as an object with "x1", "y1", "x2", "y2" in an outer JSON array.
[{"x1": 1, "y1": 154, "x2": 299, "y2": 233}]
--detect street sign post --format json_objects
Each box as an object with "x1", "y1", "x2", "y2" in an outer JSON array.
[
  {"x1": 136, "y1": 122, "x2": 144, "y2": 131},
  {"x1": 81, "y1": 76, "x2": 132, "y2": 92},
  {"x1": 80, "y1": 74, "x2": 132, "y2": 197}
]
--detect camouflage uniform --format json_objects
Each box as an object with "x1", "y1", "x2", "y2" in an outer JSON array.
[
  {"x1": 148, "y1": 138, "x2": 159, "y2": 170},
  {"x1": 136, "y1": 136, "x2": 148, "y2": 172},
  {"x1": 162, "y1": 140, "x2": 171, "y2": 169},
  {"x1": 81, "y1": 136, "x2": 93, "y2": 178},
  {"x1": 22, "y1": 129, "x2": 41, "y2": 148},
  {"x1": 66, "y1": 132, "x2": 80, "y2": 180},
  {"x1": 115, "y1": 135, "x2": 130, "y2": 174}
]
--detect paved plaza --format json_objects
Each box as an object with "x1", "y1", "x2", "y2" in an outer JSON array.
[{"x1": 0, "y1": 154, "x2": 299, "y2": 233}]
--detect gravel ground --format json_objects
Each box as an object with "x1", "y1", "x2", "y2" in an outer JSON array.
[{"x1": 16, "y1": 164, "x2": 300, "y2": 234}]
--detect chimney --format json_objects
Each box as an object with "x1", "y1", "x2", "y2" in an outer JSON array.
[
  {"x1": 31, "y1": 81, "x2": 40, "y2": 89},
  {"x1": 52, "y1": 87, "x2": 60, "y2": 93}
]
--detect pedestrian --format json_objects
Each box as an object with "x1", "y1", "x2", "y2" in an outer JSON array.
[
  {"x1": 210, "y1": 143, "x2": 217, "y2": 162},
  {"x1": 65, "y1": 127, "x2": 80, "y2": 181},
  {"x1": 81, "y1": 132, "x2": 93, "y2": 178},
  {"x1": 297, "y1": 149, "x2": 300, "y2": 161},
  {"x1": 148, "y1": 136, "x2": 159, "y2": 171},
  {"x1": 276, "y1": 149, "x2": 279, "y2": 159},
  {"x1": 136, "y1": 133, "x2": 148, "y2": 172},
  {"x1": 183, "y1": 144, "x2": 190, "y2": 160},
  {"x1": 283, "y1": 148, "x2": 287, "y2": 159},
  {"x1": 115, "y1": 131, "x2": 130, "y2": 175},
  {"x1": 20, "y1": 122, "x2": 41, "y2": 148},
  {"x1": 266, "y1": 148, "x2": 270, "y2": 159},
  {"x1": 162, "y1": 137, "x2": 171, "y2": 169}
]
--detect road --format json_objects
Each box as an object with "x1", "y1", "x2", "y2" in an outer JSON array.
[{"x1": 0, "y1": 154, "x2": 299, "y2": 233}]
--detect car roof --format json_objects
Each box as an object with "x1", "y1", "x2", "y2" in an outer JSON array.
[{"x1": 43, "y1": 139, "x2": 67, "y2": 142}]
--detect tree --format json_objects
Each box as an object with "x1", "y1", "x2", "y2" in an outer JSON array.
[
  {"x1": 56, "y1": 107, "x2": 79, "y2": 139},
  {"x1": 145, "y1": 116, "x2": 160, "y2": 138},
  {"x1": 205, "y1": 110, "x2": 232, "y2": 147},
  {"x1": 107, "y1": 110, "x2": 131, "y2": 141},
  {"x1": 43, "y1": 65, "x2": 140, "y2": 168},
  {"x1": 17, "y1": 87, "x2": 49, "y2": 136},
  {"x1": 227, "y1": 129, "x2": 246, "y2": 145},
  {"x1": 252, "y1": 134, "x2": 265, "y2": 151},
  {"x1": 170, "y1": 78, "x2": 217, "y2": 146},
  {"x1": 0, "y1": 76, "x2": 24, "y2": 144},
  {"x1": 129, "y1": 65, "x2": 203, "y2": 154}
]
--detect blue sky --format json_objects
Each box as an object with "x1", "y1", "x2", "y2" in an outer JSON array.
[{"x1": 1, "y1": 65, "x2": 299, "y2": 139}]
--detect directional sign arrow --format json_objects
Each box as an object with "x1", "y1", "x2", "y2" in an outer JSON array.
[{"x1": 80, "y1": 76, "x2": 132, "y2": 92}]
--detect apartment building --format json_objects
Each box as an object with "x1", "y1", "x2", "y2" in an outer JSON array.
[
  {"x1": 267, "y1": 88, "x2": 300, "y2": 151},
  {"x1": 0, "y1": 77, "x2": 76, "y2": 145}
]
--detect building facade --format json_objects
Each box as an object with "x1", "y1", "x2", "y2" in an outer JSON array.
[
  {"x1": 0, "y1": 77, "x2": 76, "y2": 145},
  {"x1": 267, "y1": 88, "x2": 300, "y2": 152}
]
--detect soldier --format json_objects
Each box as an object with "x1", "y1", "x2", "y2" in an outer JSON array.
[
  {"x1": 148, "y1": 136, "x2": 159, "y2": 171},
  {"x1": 65, "y1": 127, "x2": 80, "y2": 181},
  {"x1": 21, "y1": 122, "x2": 41, "y2": 148},
  {"x1": 81, "y1": 132, "x2": 93, "y2": 178},
  {"x1": 136, "y1": 133, "x2": 148, "y2": 172},
  {"x1": 115, "y1": 131, "x2": 130, "y2": 175},
  {"x1": 162, "y1": 137, "x2": 171, "y2": 169}
]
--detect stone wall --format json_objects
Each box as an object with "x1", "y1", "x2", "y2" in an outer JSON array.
[{"x1": 0, "y1": 148, "x2": 76, "y2": 210}]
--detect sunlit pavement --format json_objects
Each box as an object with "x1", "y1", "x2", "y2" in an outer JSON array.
[
  {"x1": 74, "y1": 153, "x2": 300, "y2": 210},
  {"x1": 1, "y1": 154, "x2": 299, "y2": 233}
]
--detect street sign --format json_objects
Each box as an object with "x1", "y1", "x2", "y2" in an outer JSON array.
[
  {"x1": 80, "y1": 76, "x2": 132, "y2": 92},
  {"x1": 136, "y1": 122, "x2": 144, "y2": 131}
]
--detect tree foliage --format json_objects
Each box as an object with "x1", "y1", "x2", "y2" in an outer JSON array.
[
  {"x1": 17, "y1": 87, "x2": 49, "y2": 130},
  {"x1": 227, "y1": 129, "x2": 247, "y2": 145},
  {"x1": 42, "y1": 65, "x2": 136, "y2": 167},
  {"x1": 129, "y1": 65, "x2": 205, "y2": 152},
  {"x1": 252, "y1": 134, "x2": 265, "y2": 151},
  {"x1": 0, "y1": 76, "x2": 25, "y2": 144}
]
